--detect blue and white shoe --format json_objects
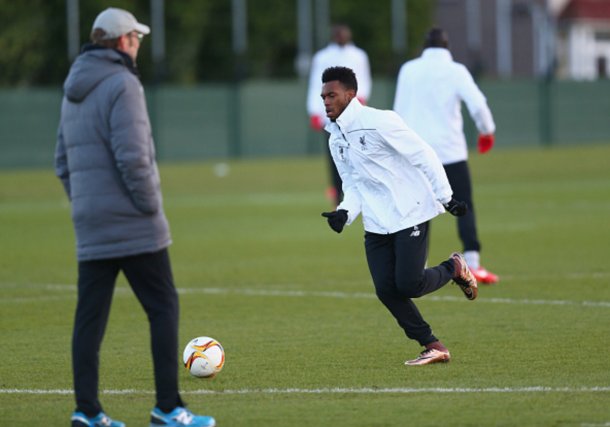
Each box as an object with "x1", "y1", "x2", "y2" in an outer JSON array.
[
  {"x1": 71, "y1": 411, "x2": 125, "y2": 427},
  {"x1": 150, "y1": 407, "x2": 215, "y2": 427}
]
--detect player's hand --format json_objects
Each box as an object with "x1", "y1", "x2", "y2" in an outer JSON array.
[
  {"x1": 443, "y1": 199, "x2": 468, "y2": 217},
  {"x1": 322, "y1": 209, "x2": 348, "y2": 233},
  {"x1": 478, "y1": 134, "x2": 494, "y2": 154},
  {"x1": 310, "y1": 115, "x2": 324, "y2": 131}
]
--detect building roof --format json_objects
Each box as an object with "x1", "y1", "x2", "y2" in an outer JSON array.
[{"x1": 559, "y1": 0, "x2": 610, "y2": 20}]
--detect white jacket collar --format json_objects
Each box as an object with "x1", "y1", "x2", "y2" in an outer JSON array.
[
  {"x1": 328, "y1": 42, "x2": 355, "y2": 49},
  {"x1": 325, "y1": 98, "x2": 363, "y2": 133},
  {"x1": 422, "y1": 47, "x2": 453, "y2": 62}
]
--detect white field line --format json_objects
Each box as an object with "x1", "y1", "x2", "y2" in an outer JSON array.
[
  {"x1": 176, "y1": 288, "x2": 610, "y2": 308},
  {"x1": 502, "y1": 272, "x2": 610, "y2": 280},
  {"x1": 1, "y1": 386, "x2": 610, "y2": 395},
  {"x1": 1, "y1": 283, "x2": 610, "y2": 308},
  {"x1": 0, "y1": 192, "x2": 323, "y2": 213}
]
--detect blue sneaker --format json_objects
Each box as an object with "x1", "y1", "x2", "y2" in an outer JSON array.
[
  {"x1": 150, "y1": 407, "x2": 215, "y2": 427},
  {"x1": 71, "y1": 411, "x2": 125, "y2": 427}
]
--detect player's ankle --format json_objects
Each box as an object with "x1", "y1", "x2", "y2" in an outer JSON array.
[{"x1": 425, "y1": 340, "x2": 448, "y2": 353}]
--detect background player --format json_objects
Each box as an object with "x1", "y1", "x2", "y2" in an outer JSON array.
[
  {"x1": 393, "y1": 26, "x2": 498, "y2": 284},
  {"x1": 307, "y1": 23, "x2": 372, "y2": 206}
]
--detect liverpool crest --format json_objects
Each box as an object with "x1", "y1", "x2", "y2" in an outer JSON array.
[{"x1": 359, "y1": 135, "x2": 367, "y2": 151}]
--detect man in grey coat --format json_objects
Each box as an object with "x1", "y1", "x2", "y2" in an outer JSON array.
[{"x1": 55, "y1": 8, "x2": 215, "y2": 427}]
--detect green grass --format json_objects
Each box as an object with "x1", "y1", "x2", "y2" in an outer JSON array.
[{"x1": 1, "y1": 144, "x2": 609, "y2": 426}]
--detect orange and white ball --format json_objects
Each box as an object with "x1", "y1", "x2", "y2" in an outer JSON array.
[{"x1": 183, "y1": 337, "x2": 225, "y2": 378}]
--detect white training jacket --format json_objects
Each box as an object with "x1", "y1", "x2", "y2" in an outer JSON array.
[
  {"x1": 325, "y1": 99, "x2": 453, "y2": 234},
  {"x1": 307, "y1": 42, "x2": 371, "y2": 122},
  {"x1": 393, "y1": 48, "x2": 495, "y2": 165}
]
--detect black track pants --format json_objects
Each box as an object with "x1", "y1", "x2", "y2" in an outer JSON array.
[
  {"x1": 364, "y1": 223, "x2": 455, "y2": 346},
  {"x1": 443, "y1": 160, "x2": 481, "y2": 252},
  {"x1": 72, "y1": 249, "x2": 184, "y2": 416}
]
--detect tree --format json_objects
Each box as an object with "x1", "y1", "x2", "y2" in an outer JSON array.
[{"x1": 0, "y1": 0, "x2": 433, "y2": 86}]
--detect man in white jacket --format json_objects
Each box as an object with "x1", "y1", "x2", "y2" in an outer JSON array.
[
  {"x1": 319, "y1": 66, "x2": 477, "y2": 366},
  {"x1": 393, "y1": 27, "x2": 498, "y2": 284},
  {"x1": 307, "y1": 24, "x2": 372, "y2": 206}
]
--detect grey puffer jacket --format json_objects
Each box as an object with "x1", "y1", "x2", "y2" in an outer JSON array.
[{"x1": 55, "y1": 46, "x2": 171, "y2": 261}]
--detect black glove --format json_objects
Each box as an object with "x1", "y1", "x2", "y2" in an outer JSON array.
[
  {"x1": 443, "y1": 198, "x2": 468, "y2": 217},
  {"x1": 321, "y1": 209, "x2": 349, "y2": 233}
]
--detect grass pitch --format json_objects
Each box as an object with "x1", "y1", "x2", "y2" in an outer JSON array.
[{"x1": 1, "y1": 144, "x2": 609, "y2": 426}]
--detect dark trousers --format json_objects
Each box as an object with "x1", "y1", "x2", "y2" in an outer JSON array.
[
  {"x1": 443, "y1": 161, "x2": 481, "y2": 252},
  {"x1": 73, "y1": 248, "x2": 184, "y2": 416},
  {"x1": 364, "y1": 223, "x2": 455, "y2": 346}
]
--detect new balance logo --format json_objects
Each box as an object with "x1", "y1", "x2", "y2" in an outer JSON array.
[
  {"x1": 410, "y1": 225, "x2": 420, "y2": 237},
  {"x1": 338, "y1": 146, "x2": 346, "y2": 161}
]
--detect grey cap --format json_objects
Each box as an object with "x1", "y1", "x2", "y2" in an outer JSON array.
[{"x1": 92, "y1": 7, "x2": 150, "y2": 39}]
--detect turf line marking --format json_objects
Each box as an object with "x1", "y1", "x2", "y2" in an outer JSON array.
[
  {"x1": 501, "y1": 272, "x2": 610, "y2": 280},
  {"x1": 176, "y1": 287, "x2": 610, "y2": 308},
  {"x1": 2, "y1": 284, "x2": 610, "y2": 308},
  {"x1": 2, "y1": 386, "x2": 609, "y2": 395}
]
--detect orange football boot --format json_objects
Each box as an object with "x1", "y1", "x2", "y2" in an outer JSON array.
[
  {"x1": 470, "y1": 266, "x2": 499, "y2": 284},
  {"x1": 405, "y1": 348, "x2": 451, "y2": 366}
]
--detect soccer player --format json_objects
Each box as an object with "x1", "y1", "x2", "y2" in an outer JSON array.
[
  {"x1": 55, "y1": 8, "x2": 215, "y2": 427},
  {"x1": 319, "y1": 66, "x2": 478, "y2": 365},
  {"x1": 393, "y1": 27, "x2": 498, "y2": 284},
  {"x1": 307, "y1": 24, "x2": 372, "y2": 206}
]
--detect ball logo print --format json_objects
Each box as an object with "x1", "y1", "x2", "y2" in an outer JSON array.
[{"x1": 183, "y1": 337, "x2": 225, "y2": 378}]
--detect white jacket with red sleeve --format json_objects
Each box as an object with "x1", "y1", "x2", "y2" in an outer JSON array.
[{"x1": 393, "y1": 48, "x2": 495, "y2": 165}]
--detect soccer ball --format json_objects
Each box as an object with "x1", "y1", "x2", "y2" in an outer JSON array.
[{"x1": 183, "y1": 336, "x2": 225, "y2": 378}]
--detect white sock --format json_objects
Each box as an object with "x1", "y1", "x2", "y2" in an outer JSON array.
[{"x1": 463, "y1": 251, "x2": 480, "y2": 270}]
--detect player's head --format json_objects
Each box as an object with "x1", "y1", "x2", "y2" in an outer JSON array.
[
  {"x1": 332, "y1": 24, "x2": 352, "y2": 46},
  {"x1": 90, "y1": 8, "x2": 150, "y2": 60},
  {"x1": 320, "y1": 66, "x2": 358, "y2": 122},
  {"x1": 424, "y1": 26, "x2": 449, "y2": 49}
]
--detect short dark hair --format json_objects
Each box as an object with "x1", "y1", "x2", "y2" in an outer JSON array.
[
  {"x1": 91, "y1": 28, "x2": 120, "y2": 48},
  {"x1": 424, "y1": 27, "x2": 449, "y2": 49},
  {"x1": 321, "y1": 66, "x2": 358, "y2": 94}
]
